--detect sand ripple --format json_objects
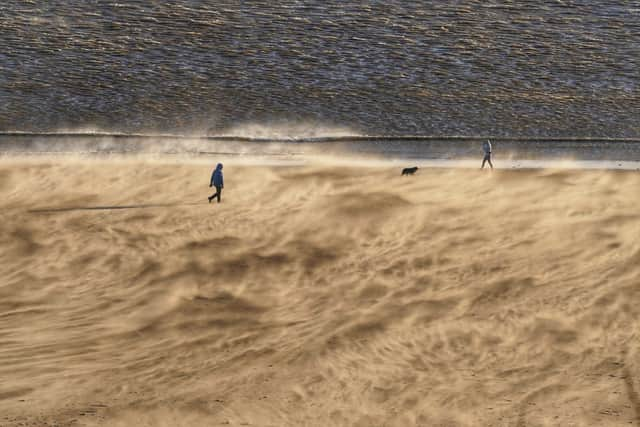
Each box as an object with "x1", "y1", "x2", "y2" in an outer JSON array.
[{"x1": 0, "y1": 159, "x2": 639, "y2": 426}]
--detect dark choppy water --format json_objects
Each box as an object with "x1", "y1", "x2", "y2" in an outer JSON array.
[{"x1": 1, "y1": 1, "x2": 639, "y2": 137}]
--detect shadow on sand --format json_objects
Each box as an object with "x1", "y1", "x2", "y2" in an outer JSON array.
[{"x1": 28, "y1": 202, "x2": 203, "y2": 213}]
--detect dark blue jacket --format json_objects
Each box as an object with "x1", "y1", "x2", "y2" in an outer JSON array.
[
  {"x1": 210, "y1": 163, "x2": 224, "y2": 188},
  {"x1": 483, "y1": 140, "x2": 492, "y2": 154}
]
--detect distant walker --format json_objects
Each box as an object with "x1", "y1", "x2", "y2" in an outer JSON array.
[
  {"x1": 402, "y1": 166, "x2": 419, "y2": 176},
  {"x1": 208, "y1": 163, "x2": 224, "y2": 203},
  {"x1": 481, "y1": 140, "x2": 493, "y2": 169}
]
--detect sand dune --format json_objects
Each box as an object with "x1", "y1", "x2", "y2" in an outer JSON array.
[{"x1": 1, "y1": 157, "x2": 639, "y2": 426}]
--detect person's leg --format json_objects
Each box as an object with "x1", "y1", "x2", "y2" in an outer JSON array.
[
  {"x1": 481, "y1": 156, "x2": 487, "y2": 169},
  {"x1": 216, "y1": 186, "x2": 222, "y2": 203},
  {"x1": 208, "y1": 187, "x2": 220, "y2": 203},
  {"x1": 488, "y1": 155, "x2": 493, "y2": 169}
]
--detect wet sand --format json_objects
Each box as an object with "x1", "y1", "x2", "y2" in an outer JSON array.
[{"x1": 1, "y1": 157, "x2": 639, "y2": 426}]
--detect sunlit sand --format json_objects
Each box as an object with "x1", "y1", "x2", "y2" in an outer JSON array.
[{"x1": 1, "y1": 156, "x2": 639, "y2": 426}]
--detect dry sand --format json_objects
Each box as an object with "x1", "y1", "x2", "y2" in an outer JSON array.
[{"x1": 0, "y1": 157, "x2": 639, "y2": 426}]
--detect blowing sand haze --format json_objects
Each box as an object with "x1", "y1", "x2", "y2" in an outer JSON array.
[{"x1": 0, "y1": 157, "x2": 639, "y2": 426}]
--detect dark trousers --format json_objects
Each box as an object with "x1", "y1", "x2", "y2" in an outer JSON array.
[
  {"x1": 482, "y1": 153, "x2": 493, "y2": 169},
  {"x1": 210, "y1": 185, "x2": 222, "y2": 203}
]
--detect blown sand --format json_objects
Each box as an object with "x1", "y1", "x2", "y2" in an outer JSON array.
[{"x1": 1, "y1": 158, "x2": 639, "y2": 426}]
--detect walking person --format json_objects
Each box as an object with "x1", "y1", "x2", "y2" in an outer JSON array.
[
  {"x1": 481, "y1": 139, "x2": 493, "y2": 169},
  {"x1": 208, "y1": 163, "x2": 224, "y2": 203}
]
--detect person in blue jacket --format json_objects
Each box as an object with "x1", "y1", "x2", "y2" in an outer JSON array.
[
  {"x1": 208, "y1": 163, "x2": 224, "y2": 203},
  {"x1": 481, "y1": 140, "x2": 493, "y2": 169}
]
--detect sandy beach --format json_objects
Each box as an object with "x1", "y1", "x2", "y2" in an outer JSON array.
[{"x1": 1, "y1": 157, "x2": 639, "y2": 426}]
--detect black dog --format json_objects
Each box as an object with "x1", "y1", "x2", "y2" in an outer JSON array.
[{"x1": 401, "y1": 166, "x2": 419, "y2": 176}]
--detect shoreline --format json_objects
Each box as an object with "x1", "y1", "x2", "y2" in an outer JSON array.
[
  {"x1": 3, "y1": 133, "x2": 640, "y2": 164},
  {"x1": 2, "y1": 152, "x2": 640, "y2": 171}
]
